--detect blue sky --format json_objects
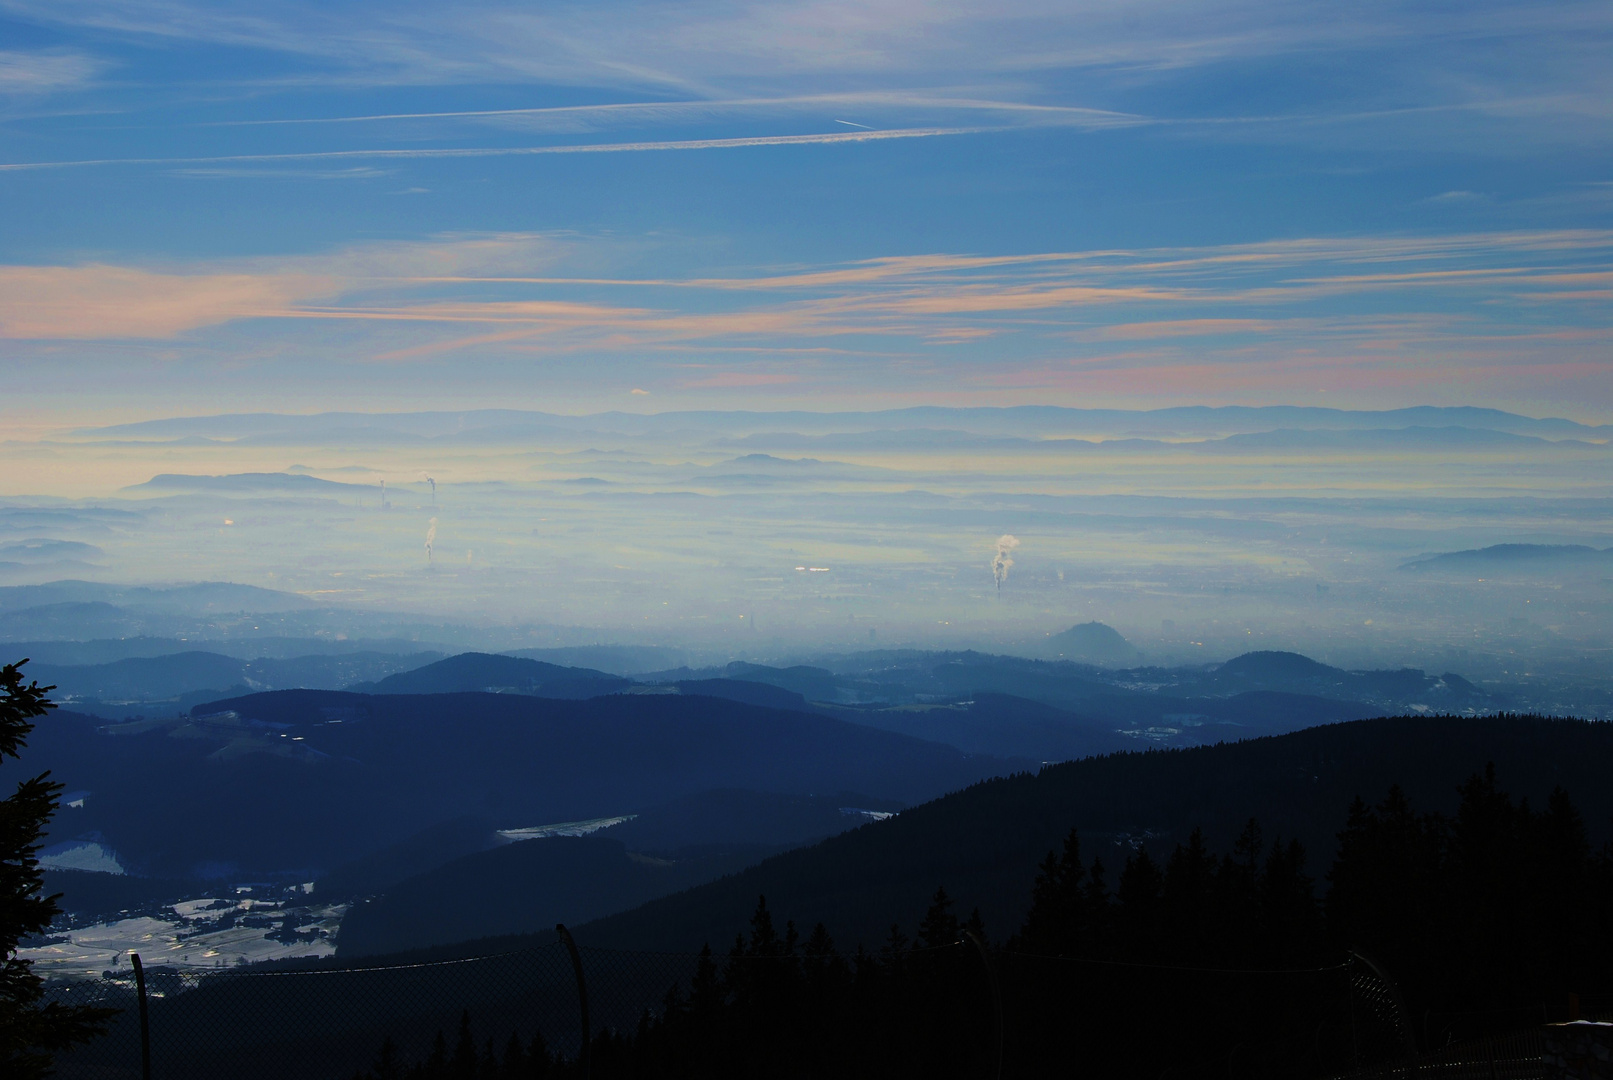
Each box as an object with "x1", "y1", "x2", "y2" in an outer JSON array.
[{"x1": 1, "y1": 0, "x2": 1610, "y2": 423}]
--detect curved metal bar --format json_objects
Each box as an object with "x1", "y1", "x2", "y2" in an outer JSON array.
[{"x1": 556, "y1": 924, "x2": 591, "y2": 1080}]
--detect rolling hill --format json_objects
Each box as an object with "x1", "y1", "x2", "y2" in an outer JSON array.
[
  {"x1": 1400, "y1": 542, "x2": 1613, "y2": 576},
  {"x1": 556, "y1": 714, "x2": 1613, "y2": 954},
  {"x1": 331, "y1": 788, "x2": 908, "y2": 955},
  {"x1": 351, "y1": 652, "x2": 631, "y2": 698},
  {"x1": 25, "y1": 689, "x2": 1016, "y2": 880}
]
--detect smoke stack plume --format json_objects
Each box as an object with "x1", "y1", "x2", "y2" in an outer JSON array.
[
  {"x1": 992, "y1": 534, "x2": 1020, "y2": 593},
  {"x1": 425, "y1": 517, "x2": 437, "y2": 564}
]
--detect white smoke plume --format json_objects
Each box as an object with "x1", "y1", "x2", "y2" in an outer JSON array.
[
  {"x1": 992, "y1": 534, "x2": 1020, "y2": 592},
  {"x1": 425, "y1": 516, "x2": 437, "y2": 564}
]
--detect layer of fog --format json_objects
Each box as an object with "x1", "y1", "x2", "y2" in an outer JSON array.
[{"x1": 1, "y1": 405, "x2": 1608, "y2": 698}]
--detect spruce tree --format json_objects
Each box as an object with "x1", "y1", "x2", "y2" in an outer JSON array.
[
  {"x1": 524, "y1": 1029, "x2": 551, "y2": 1079},
  {"x1": 1116, "y1": 849, "x2": 1164, "y2": 957},
  {"x1": 497, "y1": 1032, "x2": 524, "y2": 1079},
  {"x1": 1, "y1": 660, "x2": 114, "y2": 1078},
  {"x1": 451, "y1": 1011, "x2": 477, "y2": 1080},
  {"x1": 1013, "y1": 828, "x2": 1087, "y2": 954},
  {"x1": 423, "y1": 1029, "x2": 448, "y2": 1080},
  {"x1": 1256, "y1": 837, "x2": 1319, "y2": 964},
  {"x1": 917, "y1": 887, "x2": 959, "y2": 949},
  {"x1": 1162, "y1": 828, "x2": 1216, "y2": 961}
]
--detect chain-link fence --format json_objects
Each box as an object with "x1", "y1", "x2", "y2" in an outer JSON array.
[{"x1": 37, "y1": 934, "x2": 1584, "y2": 1080}]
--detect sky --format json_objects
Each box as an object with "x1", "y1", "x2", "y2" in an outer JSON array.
[{"x1": 1, "y1": 0, "x2": 1610, "y2": 425}]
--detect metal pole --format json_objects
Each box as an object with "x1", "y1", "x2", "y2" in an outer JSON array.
[
  {"x1": 130, "y1": 952, "x2": 151, "y2": 1080},
  {"x1": 556, "y1": 924, "x2": 590, "y2": 1080},
  {"x1": 963, "y1": 931, "x2": 1004, "y2": 1080}
]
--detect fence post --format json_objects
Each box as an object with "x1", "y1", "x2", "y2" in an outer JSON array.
[
  {"x1": 963, "y1": 931, "x2": 1004, "y2": 1080},
  {"x1": 556, "y1": 924, "x2": 590, "y2": 1080},
  {"x1": 130, "y1": 952, "x2": 151, "y2": 1080}
]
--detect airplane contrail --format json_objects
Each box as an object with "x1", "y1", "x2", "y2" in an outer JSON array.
[
  {"x1": 835, "y1": 120, "x2": 873, "y2": 129},
  {"x1": 0, "y1": 127, "x2": 980, "y2": 172}
]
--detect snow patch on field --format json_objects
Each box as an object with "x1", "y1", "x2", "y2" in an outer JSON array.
[
  {"x1": 498, "y1": 815, "x2": 635, "y2": 841},
  {"x1": 38, "y1": 841, "x2": 126, "y2": 875},
  {"x1": 21, "y1": 898, "x2": 346, "y2": 980}
]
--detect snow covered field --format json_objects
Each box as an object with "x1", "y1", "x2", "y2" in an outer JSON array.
[{"x1": 22, "y1": 895, "x2": 346, "y2": 980}]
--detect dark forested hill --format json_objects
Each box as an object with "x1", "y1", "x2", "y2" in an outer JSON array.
[
  {"x1": 336, "y1": 835, "x2": 768, "y2": 957},
  {"x1": 332, "y1": 789, "x2": 908, "y2": 955},
  {"x1": 351, "y1": 652, "x2": 632, "y2": 698},
  {"x1": 30, "y1": 649, "x2": 441, "y2": 712},
  {"x1": 568, "y1": 715, "x2": 1613, "y2": 954},
  {"x1": 820, "y1": 693, "x2": 1137, "y2": 761},
  {"x1": 23, "y1": 690, "x2": 1013, "y2": 880}
]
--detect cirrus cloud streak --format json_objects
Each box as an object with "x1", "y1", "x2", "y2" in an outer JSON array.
[{"x1": 1, "y1": 228, "x2": 1609, "y2": 410}]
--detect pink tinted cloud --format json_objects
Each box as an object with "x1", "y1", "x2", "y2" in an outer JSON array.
[
  {"x1": 1077, "y1": 318, "x2": 1277, "y2": 340},
  {"x1": 3, "y1": 228, "x2": 1610, "y2": 410},
  {"x1": 0, "y1": 264, "x2": 339, "y2": 339}
]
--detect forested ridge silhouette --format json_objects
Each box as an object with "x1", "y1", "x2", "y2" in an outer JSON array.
[
  {"x1": 355, "y1": 757, "x2": 1610, "y2": 1079},
  {"x1": 571, "y1": 714, "x2": 1613, "y2": 954}
]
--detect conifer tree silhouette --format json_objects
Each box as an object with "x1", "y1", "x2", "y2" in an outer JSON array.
[
  {"x1": 917, "y1": 887, "x2": 959, "y2": 948},
  {"x1": 0, "y1": 660, "x2": 115, "y2": 1078},
  {"x1": 1116, "y1": 849, "x2": 1163, "y2": 957},
  {"x1": 451, "y1": 1011, "x2": 478, "y2": 1080},
  {"x1": 524, "y1": 1029, "x2": 551, "y2": 1079},
  {"x1": 422, "y1": 1028, "x2": 448, "y2": 1080}
]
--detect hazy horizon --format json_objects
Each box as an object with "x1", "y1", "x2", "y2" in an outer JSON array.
[
  {"x1": 1, "y1": 0, "x2": 1609, "y2": 686},
  {"x1": 0, "y1": 402, "x2": 1607, "y2": 713}
]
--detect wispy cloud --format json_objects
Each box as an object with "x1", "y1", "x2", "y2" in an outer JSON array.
[
  {"x1": 166, "y1": 166, "x2": 395, "y2": 180},
  {"x1": 0, "y1": 263, "x2": 340, "y2": 338},
  {"x1": 6, "y1": 229, "x2": 1611, "y2": 348},
  {"x1": 202, "y1": 93, "x2": 1142, "y2": 132},
  {"x1": 0, "y1": 234, "x2": 567, "y2": 338},
  {"x1": 0, "y1": 49, "x2": 102, "y2": 94},
  {"x1": 1078, "y1": 318, "x2": 1278, "y2": 340},
  {"x1": 11, "y1": 0, "x2": 1606, "y2": 90},
  {"x1": 1, "y1": 224, "x2": 1608, "y2": 440}
]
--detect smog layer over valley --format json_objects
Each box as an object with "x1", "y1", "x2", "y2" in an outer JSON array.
[{"x1": 1, "y1": 1, "x2": 1610, "y2": 1077}]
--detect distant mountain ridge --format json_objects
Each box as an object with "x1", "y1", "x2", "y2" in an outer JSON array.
[
  {"x1": 503, "y1": 645, "x2": 685, "y2": 675},
  {"x1": 0, "y1": 579, "x2": 310, "y2": 614},
  {"x1": 124, "y1": 472, "x2": 370, "y2": 494},
  {"x1": 1401, "y1": 543, "x2": 1613, "y2": 574},
  {"x1": 31, "y1": 649, "x2": 443, "y2": 712},
  {"x1": 6, "y1": 637, "x2": 453, "y2": 665},
  {"x1": 1207, "y1": 425, "x2": 1600, "y2": 451},
  {"x1": 14, "y1": 636, "x2": 1506, "y2": 758},
  {"x1": 78, "y1": 404, "x2": 1612, "y2": 443}
]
